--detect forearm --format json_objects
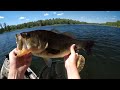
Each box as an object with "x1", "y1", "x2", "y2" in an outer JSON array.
[
  {"x1": 8, "y1": 69, "x2": 24, "y2": 79},
  {"x1": 66, "y1": 65, "x2": 80, "y2": 79}
]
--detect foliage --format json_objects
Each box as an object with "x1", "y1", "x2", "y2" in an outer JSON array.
[
  {"x1": 101, "y1": 20, "x2": 120, "y2": 28},
  {"x1": 0, "y1": 18, "x2": 88, "y2": 34}
]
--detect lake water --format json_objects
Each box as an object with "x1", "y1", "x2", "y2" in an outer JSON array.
[{"x1": 0, "y1": 24, "x2": 120, "y2": 79}]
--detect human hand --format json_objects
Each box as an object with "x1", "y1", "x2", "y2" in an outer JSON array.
[
  {"x1": 64, "y1": 44, "x2": 79, "y2": 69},
  {"x1": 64, "y1": 44, "x2": 80, "y2": 79},
  {"x1": 8, "y1": 48, "x2": 32, "y2": 79}
]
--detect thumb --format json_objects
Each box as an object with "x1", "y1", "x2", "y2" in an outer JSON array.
[
  {"x1": 13, "y1": 48, "x2": 19, "y2": 56},
  {"x1": 70, "y1": 44, "x2": 76, "y2": 54}
]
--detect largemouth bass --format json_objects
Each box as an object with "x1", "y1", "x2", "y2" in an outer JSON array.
[{"x1": 15, "y1": 30, "x2": 94, "y2": 72}]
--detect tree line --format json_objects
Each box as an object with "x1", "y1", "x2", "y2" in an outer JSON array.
[
  {"x1": 0, "y1": 18, "x2": 87, "y2": 34},
  {"x1": 1, "y1": 18, "x2": 120, "y2": 34},
  {"x1": 100, "y1": 20, "x2": 120, "y2": 27}
]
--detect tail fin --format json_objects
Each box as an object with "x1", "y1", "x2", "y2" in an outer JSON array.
[{"x1": 83, "y1": 40, "x2": 94, "y2": 55}]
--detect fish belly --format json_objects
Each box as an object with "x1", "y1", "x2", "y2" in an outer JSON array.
[{"x1": 32, "y1": 50, "x2": 70, "y2": 59}]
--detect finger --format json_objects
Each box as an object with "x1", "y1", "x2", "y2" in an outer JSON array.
[
  {"x1": 25, "y1": 54, "x2": 32, "y2": 65},
  {"x1": 27, "y1": 52, "x2": 32, "y2": 57},
  {"x1": 24, "y1": 52, "x2": 32, "y2": 58},
  {"x1": 70, "y1": 44, "x2": 76, "y2": 54},
  {"x1": 23, "y1": 53, "x2": 32, "y2": 63},
  {"x1": 9, "y1": 48, "x2": 18, "y2": 57},
  {"x1": 13, "y1": 48, "x2": 19, "y2": 56},
  {"x1": 25, "y1": 57, "x2": 32, "y2": 63},
  {"x1": 64, "y1": 54, "x2": 70, "y2": 60},
  {"x1": 76, "y1": 53, "x2": 78, "y2": 56}
]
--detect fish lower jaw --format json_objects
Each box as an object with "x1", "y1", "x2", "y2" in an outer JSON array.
[{"x1": 17, "y1": 49, "x2": 31, "y2": 57}]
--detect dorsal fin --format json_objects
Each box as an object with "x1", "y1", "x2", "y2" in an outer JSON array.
[
  {"x1": 51, "y1": 29, "x2": 60, "y2": 33},
  {"x1": 51, "y1": 29, "x2": 76, "y2": 38},
  {"x1": 62, "y1": 32, "x2": 76, "y2": 39}
]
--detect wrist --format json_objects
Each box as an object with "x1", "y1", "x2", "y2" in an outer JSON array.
[
  {"x1": 65, "y1": 63, "x2": 77, "y2": 70},
  {"x1": 65, "y1": 65, "x2": 80, "y2": 79}
]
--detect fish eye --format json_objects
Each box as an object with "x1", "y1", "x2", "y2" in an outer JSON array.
[
  {"x1": 21, "y1": 33, "x2": 31, "y2": 38},
  {"x1": 26, "y1": 33, "x2": 31, "y2": 38}
]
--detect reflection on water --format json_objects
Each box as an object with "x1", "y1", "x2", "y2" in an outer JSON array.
[{"x1": 0, "y1": 25, "x2": 120, "y2": 79}]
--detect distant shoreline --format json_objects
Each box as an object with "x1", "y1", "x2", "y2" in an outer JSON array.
[
  {"x1": 0, "y1": 24, "x2": 120, "y2": 35},
  {"x1": 0, "y1": 18, "x2": 120, "y2": 34},
  {"x1": 0, "y1": 18, "x2": 87, "y2": 34}
]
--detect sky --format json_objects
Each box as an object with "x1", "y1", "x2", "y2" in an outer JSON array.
[{"x1": 0, "y1": 11, "x2": 120, "y2": 25}]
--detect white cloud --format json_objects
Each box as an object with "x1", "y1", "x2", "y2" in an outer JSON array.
[
  {"x1": 113, "y1": 16, "x2": 116, "y2": 17},
  {"x1": 57, "y1": 13, "x2": 64, "y2": 16},
  {"x1": 111, "y1": 18, "x2": 116, "y2": 19},
  {"x1": 80, "y1": 16, "x2": 88, "y2": 20},
  {"x1": 106, "y1": 11, "x2": 110, "y2": 12},
  {"x1": 19, "y1": 16, "x2": 26, "y2": 20},
  {"x1": 26, "y1": 19, "x2": 29, "y2": 21},
  {"x1": 53, "y1": 12, "x2": 56, "y2": 14},
  {"x1": 0, "y1": 16, "x2": 4, "y2": 19},
  {"x1": 80, "y1": 16, "x2": 84, "y2": 19},
  {"x1": 44, "y1": 13, "x2": 49, "y2": 16}
]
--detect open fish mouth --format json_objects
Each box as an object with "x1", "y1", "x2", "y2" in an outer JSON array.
[
  {"x1": 16, "y1": 34, "x2": 31, "y2": 57},
  {"x1": 16, "y1": 43, "x2": 31, "y2": 57}
]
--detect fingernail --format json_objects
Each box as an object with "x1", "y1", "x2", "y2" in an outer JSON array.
[{"x1": 72, "y1": 44, "x2": 75, "y2": 46}]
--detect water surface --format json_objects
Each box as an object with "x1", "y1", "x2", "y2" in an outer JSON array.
[{"x1": 0, "y1": 24, "x2": 120, "y2": 79}]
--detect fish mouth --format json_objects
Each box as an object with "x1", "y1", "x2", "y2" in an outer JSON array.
[
  {"x1": 16, "y1": 34, "x2": 30, "y2": 56},
  {"x1": 16, "y1": 34, "x2": 29, "y2": 51},
  {"x1": 16, "y1": 35, "x2": 32, "y2": 57},
  {"x1": 22, "y1": 42, "x2": 28, "y2": 50}
]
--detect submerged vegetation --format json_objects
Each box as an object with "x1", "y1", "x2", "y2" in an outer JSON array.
[
  {"x1": 0, "y1": 18, "x2": 87, "y2": 34},
  {"x1": 0, "y1": 18, "x2": 120, "y2": 34}
]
